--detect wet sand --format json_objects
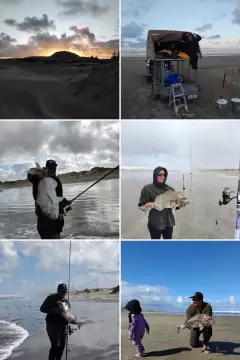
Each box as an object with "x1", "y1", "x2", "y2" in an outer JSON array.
[
  {"x1": 121, "y1": 170, "x2": 237, "y2": 239},
  {"x1": 121, "y1": 312, "x2": 240, "y2": 359},
  {"x1": 0, "y1": 61, "x2": 119, "y2": 119},
  {"x1": 121, "y1": 55, "x2": 240, "y2": 119}
]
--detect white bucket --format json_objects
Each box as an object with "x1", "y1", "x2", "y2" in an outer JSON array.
[
  {"x1": 231, "y1": 98, "x2": 240, "y2": 115},
  {"x1": 216, "y1": 98, "x2": 228, "y2": 116}
]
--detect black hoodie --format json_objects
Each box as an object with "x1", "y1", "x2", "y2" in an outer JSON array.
[{"x1": 138, "y1": 166, "x2": 175, "y2": 230}]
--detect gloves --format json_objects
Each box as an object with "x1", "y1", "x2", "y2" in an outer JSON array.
[{"x1": 62, "y1": 198, "x2": 72, "y2": 206}]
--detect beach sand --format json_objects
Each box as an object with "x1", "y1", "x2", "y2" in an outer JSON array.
[
  {"x1": 121, "y1": 170, "x2": 236, "y2": 239},
  {"x1": 121, "y1": 55, "x2": 240, "y2": 119},
  {"x1": 121, "y1": 312, "x2": 240, "y2": 359},
  {"x1": 0, "y1": 60, "x2": 119, "y2": 119}
]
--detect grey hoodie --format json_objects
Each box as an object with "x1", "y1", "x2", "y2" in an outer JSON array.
[{"x1": 138, "y1": 166, "x2": 175, "y2": 230}]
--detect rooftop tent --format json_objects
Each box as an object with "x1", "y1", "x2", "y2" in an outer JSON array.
[{"x1": 146, "y1": 30, "x2": 201, "y2": 60}]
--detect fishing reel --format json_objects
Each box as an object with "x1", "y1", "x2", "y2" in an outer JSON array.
[
  {"x1": 63, "y1": 205, "x2": 72, "y2": 215},
  {"x1": 218, "y1": 187, "x2": 236, "y2": 206}
]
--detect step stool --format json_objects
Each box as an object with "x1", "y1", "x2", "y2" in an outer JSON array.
[{"x1": 168, "y1": 83, "x2": 189, "y2": 116}]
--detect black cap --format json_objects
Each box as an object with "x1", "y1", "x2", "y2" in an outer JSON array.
[
  {"x1": 57, "y1": 283, "x2": 68, "y2": 292},
  {"x1": 190, "y1": 292, "x2": 203, "y2": 300},
  {"x1": 46, "y1": 159, "x2": 57, "y2": 168}
]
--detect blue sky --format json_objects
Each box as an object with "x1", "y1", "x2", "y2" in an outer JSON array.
[
  {"x1": 0, "y1": 241, "x2": 119, "y2": 296},
  {"x1": 122, "y1": 0, "x2": 240, "y2": 55},
  {"x1": 121, "y1": 241, "x2": 240, "y2": 313}
]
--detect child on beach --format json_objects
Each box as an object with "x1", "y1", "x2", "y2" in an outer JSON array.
[{"x1": 125, "y1": 299, "x2": 150, "y2": 357}]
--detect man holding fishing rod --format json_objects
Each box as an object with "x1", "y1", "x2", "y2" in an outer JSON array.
[
  {"x1": 40, "y1": 283, "x2": 73, "y2": 360},
  {"x1": 28, "y1": 162, "x2": 119, "y2": 239}
]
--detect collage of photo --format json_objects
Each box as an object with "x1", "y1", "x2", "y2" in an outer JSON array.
[{"x1": 0, "y1": 0, "x2": 240, "y2": 360}]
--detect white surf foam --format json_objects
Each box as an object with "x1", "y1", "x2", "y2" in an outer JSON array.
[{"x1": 0, "y1": 320, "x2": 29, "y2": 360}]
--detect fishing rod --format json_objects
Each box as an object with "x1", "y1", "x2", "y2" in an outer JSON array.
[
  {"x1": 216, "y1": 161, "x2": 240, "y2": 239},
  {"x1": 64, "y1": 165, "x2": 119, "y2": 214},
  {"x1": 65, "y1": 241, "x2": 72, "y2": 360}
]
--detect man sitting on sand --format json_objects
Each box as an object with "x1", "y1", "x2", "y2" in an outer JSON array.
[
  {"x1": 138, "y1": 166, "x2": 186, "y2": 239},
  {"x1": 186, "y1": 292, "x2": 213, "y2": 354},
  {"x1": 27, "y1": 159, "x2": 71, "y2": 239}
]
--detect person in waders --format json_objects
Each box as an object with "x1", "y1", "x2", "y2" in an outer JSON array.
[
  {"x1": 27, "y1": 160, "x2": 71, "y2": 239},
  {"x1": 40, "y1": 283, "x2": 73, "y2": 360},
  {"x1": 138, "y1": 166, "x2": 186, "y2": 239},
  {"x1": 186, "y1": 292, "x2": 213, "y2": 354}
]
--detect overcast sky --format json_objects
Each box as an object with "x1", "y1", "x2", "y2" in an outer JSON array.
[
  {"x1": 0, "y1": 0, "x2": 119, "y2": 58},
  {"x1": 122, "y1": 0, "x2": 240, "y2": 55},
  {"x1": 0, "y1": 120, "x2": 119, "y2": 181},
  {"x1": 121, "y1": 120, "x2": 240, "y2": 170},
  {"x1": 0, "y1": 240, "x2": 119, "y2": 296}
]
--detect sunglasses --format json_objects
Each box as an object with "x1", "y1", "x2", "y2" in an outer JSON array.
[{"x1": 158, "y1": 173, "x2": 166, "y2": 177}]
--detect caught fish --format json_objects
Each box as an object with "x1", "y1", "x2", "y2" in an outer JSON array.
[
  {"x1": 177, "y1": 314, "x2": 215, "y2": 333},
  {"x1": 27, "y1": 162, "x2": 47, "y2": 183},
  {"x1": 153, "y1": 190, "x2": 190, "y2": 211},
  {"x1": 57, "y1": 300, "x2": 92, "y2": 330}
]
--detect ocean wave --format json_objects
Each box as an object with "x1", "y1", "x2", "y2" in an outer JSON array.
[{"x1": 0, "y1": 320, "x2": 28, "y2": 360}]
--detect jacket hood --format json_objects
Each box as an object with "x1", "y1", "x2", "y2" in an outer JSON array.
[
  {"x1": 153, "y1": 166, "x2": 168, "y2": 187},
  {"x1": 125, "y1": 299, "x2": 142, "y2": 313}
]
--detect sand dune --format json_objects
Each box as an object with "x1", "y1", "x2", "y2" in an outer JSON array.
[{"x1": 0, "y1": 57, "x2": 119, "y2": 119}]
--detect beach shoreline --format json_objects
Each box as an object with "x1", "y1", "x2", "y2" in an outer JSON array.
[
  {"x1": 121, "y1": 312, "x2": 240, "y2": 359},
  {"x1": 0, "y1": 172, "x2": 119, "y2": 190}
]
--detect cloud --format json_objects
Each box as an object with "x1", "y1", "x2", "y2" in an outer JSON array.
[
  {"x1": 0, "y1": 0, "x2": 22, "y2": 3},
  {"x1": 0, "y1": 241, "x2": 119, "y2": 294},
  {"x1": 121, "y1": 282, "x2": 240, "y2": 312},
  {"x1": 232, "y1": 0, "x2": 240, "y2": 24},
  {"x1": 121, "y1": 120, "x2": 240, "y2": 170},
  {"x1": 122, "y1": 0, "x2": 155, "y2": 17},
  {"x1": 122, "y1": 22, "x2": 144, "y2": 39},
  {"x1": 0, "y1": 32, "x2": 16, "y2": 49},
  {"x1": 0, "y1": 25, "x2": 118, "y2": 58},
  {"x1": 194, "y1": 23, "x2": 212, "y2": 32},
  {"x1": 0, "y1": 241, "x2": 20, "y2": 274},
  {"x1": 4, "y1": 14, "x2": 56, "y2": 32},
  {"x1": 228, "y1": 296, "x2": 238, "y2": 305},
  {"x1": 0, "y1": 121, "x2": 119, "y2": 180},
  {"x1": 206, "y1": 34, "x2": 221, "y2": 39},
  {"x1": 57, "y1": 0, "x2": 110, "y2": 16}
]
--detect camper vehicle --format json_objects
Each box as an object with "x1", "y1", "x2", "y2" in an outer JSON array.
[{"x1": 146, "y1": 30, "x2": 202, "y2": 100}]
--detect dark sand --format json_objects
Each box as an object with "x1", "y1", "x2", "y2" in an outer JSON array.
[
  {"x1": 121, "y1": 55, "x2": 240, "y2": 119},
  {"x1": 121, "y1": 312, "x2": 240, "y2": 359},
  {"x1": 0, "y1": 61, "x2": 119, "y2": 119}
]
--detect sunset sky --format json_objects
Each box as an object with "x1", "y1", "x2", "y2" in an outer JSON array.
[{"x1": 0, "y1": 0, "x2": 119, "y2": 58}]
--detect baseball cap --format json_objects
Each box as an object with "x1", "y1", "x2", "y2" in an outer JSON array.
[
  {"x1": 190, "y1": 292, "x2": 203, "y2": 300},
  {"x1": 46, "y1": 159, "x2": 57, "y2": 168},
  {"x1": 57, "y1": 283, "x2": 68, "y2": 293}
]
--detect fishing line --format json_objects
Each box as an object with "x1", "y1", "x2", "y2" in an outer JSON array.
[
  {"x1": 65, "y1": 240, "x2": 72, "y2": 360},
  {"x1": 64, "y1": 165, "x2": 119, "y2": 213}
]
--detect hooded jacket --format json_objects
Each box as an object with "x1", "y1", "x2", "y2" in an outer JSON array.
[{"x1": 138, "y1": 166, "x2": 175, "y2": 230}]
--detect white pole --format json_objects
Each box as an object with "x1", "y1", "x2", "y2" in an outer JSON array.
[
  {"x1": 65, "y1": 241, "x2": 72, "y2": 360},
  {"x1": 234, "y1": 161, "x2": 240, "y2": 239}
]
